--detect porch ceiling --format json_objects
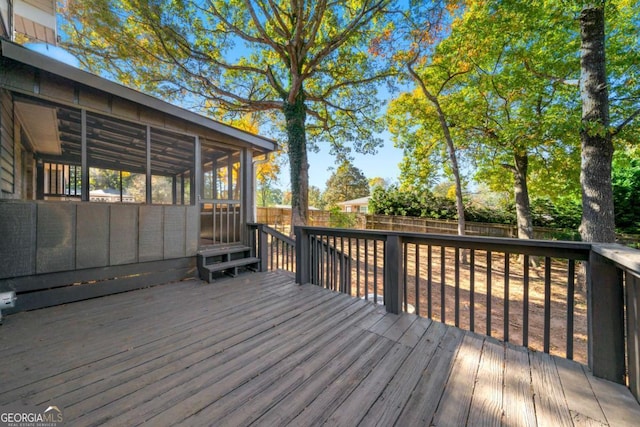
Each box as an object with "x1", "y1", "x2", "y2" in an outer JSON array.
[{"x1": 30, "y1": 103, "x2": 197, "y2": 176}]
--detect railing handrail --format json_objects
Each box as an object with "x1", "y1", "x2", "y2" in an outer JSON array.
[
  {"x1": 294, "y1": 225, "x2": 592, "y2": 259},
  {"x1": 248, "y1": 222, "x2": 296, "y2": 247},
  {"x1": 592, "y1": 243, "x2": 640, "y2": 277}
]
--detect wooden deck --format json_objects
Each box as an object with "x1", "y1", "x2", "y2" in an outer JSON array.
[{"x1": 1, "y1": 271, "x2": 639, "y2": 426}]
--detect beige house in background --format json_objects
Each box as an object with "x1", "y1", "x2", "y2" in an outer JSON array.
[
  {"x1": 337, "y1": 196, "x2": 370, "y2": 213},
  {"x1": 1, "y1": 0, "x2": 57, "y2": 45}
]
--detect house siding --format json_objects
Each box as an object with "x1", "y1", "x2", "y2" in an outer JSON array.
[{"x1": 0, "y1": 89, "x2": 15, "y2": 197}]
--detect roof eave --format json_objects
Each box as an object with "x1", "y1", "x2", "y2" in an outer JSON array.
[{"x1": 0, "y1": 39, "x2": 277, "y2": 153}]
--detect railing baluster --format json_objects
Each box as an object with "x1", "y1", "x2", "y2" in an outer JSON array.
[
  {"x1": 427, "y1": 245, "x2": 432, "y2": 319},
  {"x1": 403, "y1": 242, "x2": 409, "y2": 312},
  {"x1": 470, "y1": 249, "x2": 475, "y2": 332},
  {"x1": 544, "y1": 256, "x2": 551, "y2": 353},
  {"x1": 487, "y1": 251, "x2": 492, "y2": 337},
  {"x1": 374, "y1": 240, "x2": 379, "y2": 303},
  {"x1": 326, "y1": 235, "x2": 332, "y2": 290},
  {"x1": 455, "y1": 247, "x2": 460, "y2": 327},
  {"x1": 332, "y1": 236, "x2": 338, "y2": 291},
  {"x1": 365, "y1": 239, "x2": 369, "y2": 300},
  {"x1": 321, "y1": 236, "x2": 326, "y2": 288},
  {"x1": 441, "y1": 246, "x2": 446, "y2": 323},
  {"x1": 348, "y1": 238, "x2": 352, "y2": 296},
  {"x1": 356, "y1": 238, "x2": 361, "y2": 297},
  {"x1": 567, "y1": 259, "x2": 575, "y2": 360},
  {"x1": 504, "y1": 252, "x2": 510, "y2": 343},
  {"x1": 415, "y1": 244, "x2": 420, "y2": 316},
  {"x1": 270, "y1": 234, "x2": 274, "y2": 270},
  {"x1": 523, "y1": 255, "x2": 530, "y2": 348},
  {"x1": 340, "y1": 237, "x2": 346, "y2": 294}
]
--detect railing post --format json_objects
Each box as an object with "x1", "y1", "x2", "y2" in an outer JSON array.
[
  {"x1": 247, "y1": 224, "x2": 255, "y2": 256},
  {"x1": 295, "y1": 226, "x2": 310, "y2": 285},
  {"x1": 258, "y1": 224, "x2": 268, "y2": 272},
  {"x1": 587, "y1": 249, "x2": 625, "y2": 383},
  {"x1": 384, "y1": 234, "x2": 403, "y2": 314}
]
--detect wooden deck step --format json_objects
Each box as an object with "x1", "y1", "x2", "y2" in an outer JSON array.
[
  {"x1": 197, "y1": 244, "x2": 260, "y2": 282},
  {"x1": 198, "y1": 245, "x2": 251, "y2": 258},
  {"x1": 199, "y1": 257, "x2": 260, "y2": 282}
]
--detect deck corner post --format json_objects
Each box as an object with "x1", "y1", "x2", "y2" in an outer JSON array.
[
  {"x1": 385, "y1": 234, "x2": 403, "y2": 314},
  {"x1": 587, "y1": 248, "x2": 625, "y2": 383},
  {"x1": 295, "y1": 226, "x2": 310, "y2": 285}
]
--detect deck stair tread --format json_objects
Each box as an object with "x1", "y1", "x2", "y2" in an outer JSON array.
[
  {"x1": 202, "y1": 257, "x2": 260, "y2": 271},
  {"x1": 197, "y1": 245, "x2": 259, "y2": 282},
  {"x1": 198, "y1": 245, "x2": 252, "y2": 258}
]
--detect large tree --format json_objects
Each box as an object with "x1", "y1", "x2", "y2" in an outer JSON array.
[
  {"x1": 459, "y1": 2, "x2": 581, "y2": 240},
  {"x1": 322, "y1": 160, "x2": 370, "y2": 207},
  {"x1": 61, "y1": 0, "x2": 394, "y2": 226},
  {"x1": 385, "y1": 2, "x2": 469, "y2": 237}
]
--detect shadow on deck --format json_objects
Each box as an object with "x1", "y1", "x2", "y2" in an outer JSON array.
[{"x1": 1, "y1": 271, "x2": 639, "y2": 426}]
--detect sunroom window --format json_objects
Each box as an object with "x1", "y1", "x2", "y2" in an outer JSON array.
[{"x1": 17, "y1": 97, "x2": 196, "y2": 205}]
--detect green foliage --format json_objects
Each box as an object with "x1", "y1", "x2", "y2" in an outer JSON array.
[
  {"x1": 464, "y1": 205, "x2": 515, "y2": 225},
  {"x1": 257, "y1": 186, "x2": 283, "y2": 207},
  {"x1": 530, "y1": 198, "x2": 582, "y2": 230},
  {"x1": 612, "y1": 150, "x2": 640, "y2": 234},
  {"x1": 328, "y1": 206, "x2": 357, "y2": 229},
  {"x1": 308, "y1": 186, "x2": 325, "y2": 210},
  {"x1": 369, "y1": 185, "x2": 457, "y2": 219},
  {"x1": 370, "y1": 185, "x2": 585, "y2": 231},
  {"x1": 322, "y1": 161, "x2": 370, "y2": 207}
]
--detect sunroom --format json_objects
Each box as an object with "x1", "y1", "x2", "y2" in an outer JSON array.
[{"x1": 0, "y1": 39, "x2": 276, "y2": 312}]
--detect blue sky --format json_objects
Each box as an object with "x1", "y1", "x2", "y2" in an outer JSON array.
[{"x1": 283, "y1": 132, "x2": 404, "y2": 191}]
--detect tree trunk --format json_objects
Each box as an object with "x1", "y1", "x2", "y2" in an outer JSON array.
[
  {"x1": 284, "y1": 93, "x2": 309, "y2": 228},
  {"x1": 513, "y1": 152, "x2": 534, "y2": 240},
  {"x1": 434, "y1": 101, "x2": 466, "y2": 237},
  {"x1": 579, "y1": 5, "x2": 615, "y2": 243}
]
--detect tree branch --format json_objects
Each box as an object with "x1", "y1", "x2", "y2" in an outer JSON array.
[
  {"x1": 523, "y1": 59, "x2": 579, "y2": 86},
  {"x1": 612, "y1": 106, "x2": 640, "y2": 136}
]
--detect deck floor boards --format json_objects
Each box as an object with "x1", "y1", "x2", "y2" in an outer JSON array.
[{"x1": 1, "y1": 270, "x2": 639, "y2": 426}]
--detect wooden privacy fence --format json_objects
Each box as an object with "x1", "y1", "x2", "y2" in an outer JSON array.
[
  {"x1": 366, "y1": 214, "x2": 582, "y2": 240},
  {"x1": 293, "y1": 225, "x2": 640, "y2": 403},
  {"x1": 257, "y1": 208, "x2": 640, "y2": 245},
  {"x1": 256, "y1": 207, "x2": 333, "y2": 231}
]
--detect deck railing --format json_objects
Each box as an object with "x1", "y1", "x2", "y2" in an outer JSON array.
[
  {"x1": 293, "y1": 225, "x2": 640, "y2": 402},
  {"x1": 248, "y1": 223, "x2": 296, "y2": 273}
]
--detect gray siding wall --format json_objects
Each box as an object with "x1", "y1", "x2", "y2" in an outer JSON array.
[{"x1": 0, "y1": 201, "x2": 199, "y2": 280}]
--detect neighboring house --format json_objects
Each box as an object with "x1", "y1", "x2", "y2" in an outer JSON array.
[
  {"x1": 272, "y1": 204, "x2": 320, "y2": 211},
  {"x1": 89, "y1": 189, "x2": 136, "y2": 203},
  {"x1": 337, "y1": 196, "x2": 370, "y2": 214},
  {"x1": 0, "y1": 2, "x2": 276, "y2": 312},
  {"x1": 0, "y1": 0, "x2": 57, "y2": 45}
]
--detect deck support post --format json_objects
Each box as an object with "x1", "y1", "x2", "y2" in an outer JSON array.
[
  {"x1": 587, "y1": 250, "x2": 625, "y2": 384},
  {"x1": 384, "y1": 234, "x2": 403, "y2": 314},
  {"x1": 295, "y1": 226, "x2": 310, "y2": 285}
]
